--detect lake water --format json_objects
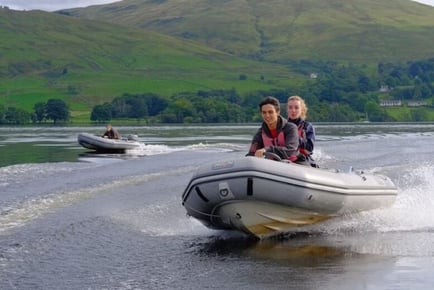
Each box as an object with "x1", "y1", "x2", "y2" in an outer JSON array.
[{"x1": 1, "y1": 123, "x2": 434, "y2": 289}]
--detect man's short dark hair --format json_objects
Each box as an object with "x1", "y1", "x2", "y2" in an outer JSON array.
[{"x1": 259, "y1": 96, "x2": 281, "y2": 112}]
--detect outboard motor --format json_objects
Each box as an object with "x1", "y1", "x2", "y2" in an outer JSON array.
[{"x1": 126, "y1": 134, "x2": 139, "y2": 141}]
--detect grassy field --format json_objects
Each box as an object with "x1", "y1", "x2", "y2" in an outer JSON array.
[
  {"x1": 0, "y1": 9, "x2": 306, "y2": 121},
  {"x1": 65, "y1": 0, "x2": 434, "y2": 63},
  {"x1": 385, "y1": 105, "x2": 434, "y2": 121},
  {"x1": 3, "y1": 0, "x2": 434, "y2": 122}
]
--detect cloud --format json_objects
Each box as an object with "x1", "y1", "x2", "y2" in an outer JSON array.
[
  {"x1": 1, "y1": 0, "x2": 433, "y2": 11},
  {"x1": 0, "y1": 0, "x2": 121, "y2": 11},
  {"x1": 411, "y1": 0, "x2": 434, "y2": 5}
]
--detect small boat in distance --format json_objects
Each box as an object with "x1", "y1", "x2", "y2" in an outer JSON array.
[
  {"x1": 181, "y1": 156, "x2": 398, "y2": 239},
  {"x1": 77, "y1": 132, "x2": 142, "y2": 153}
]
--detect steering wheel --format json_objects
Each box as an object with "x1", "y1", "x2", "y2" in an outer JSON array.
[{"x1": 264, "y1": 151, "x2": 282, "y2": 161}]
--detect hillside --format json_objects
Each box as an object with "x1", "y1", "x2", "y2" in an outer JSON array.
[
  {"x1": 60, "y1": 0, "x2": 434, "y2": 63},
  {"x1": 0, "y1": 8, "x2": 302, "y2": 119}
]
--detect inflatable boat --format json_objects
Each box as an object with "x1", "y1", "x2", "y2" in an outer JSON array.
[
  {"x1": 181, "y1": 156, "x2": 398, "y2": 239},
  {"x1": 77, "y1": 132, "x2": 142, "y2": 153}
]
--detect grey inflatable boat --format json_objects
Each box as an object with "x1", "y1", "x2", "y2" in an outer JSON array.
[
  {"x1": 182, "y1": 156, "x2": 398, "y2": 239},
  {"x1": 77, "y1": 132, "x2": 141, "y2": 153}
]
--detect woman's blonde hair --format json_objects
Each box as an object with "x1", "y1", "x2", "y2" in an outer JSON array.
[{"x1": 287, "y1": 95, "x2": 307, "y2": 120}]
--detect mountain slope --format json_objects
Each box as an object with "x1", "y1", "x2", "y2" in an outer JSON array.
[
  {"x1": 0, "y1": 8, "x2": 301, "y2": 116},
  {"x1": 61, "y1": 0, "x2": 434, "y2": 63}
]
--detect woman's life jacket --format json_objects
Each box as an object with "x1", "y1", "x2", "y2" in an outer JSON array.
[{"x1": 289, "y1": 117, "x2": 317, "y2": 167}]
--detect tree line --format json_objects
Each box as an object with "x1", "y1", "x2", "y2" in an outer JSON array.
[
  {"x1": 2, "y1": 58, "x2": 434, "y2": 124},
  {"x1": 91, "y1": 58, "x2": 434, "y2": 123},
  {"x1": 0, "y1": 99, "x2": 69, "y2": 124}
]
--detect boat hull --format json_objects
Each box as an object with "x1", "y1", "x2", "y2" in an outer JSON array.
[
  {"x1": 182, "y1": 157, "x2": 398, "y2": 238},
  {"x1": 77, "y1": 132, "x2": 141, "y2": 153}
]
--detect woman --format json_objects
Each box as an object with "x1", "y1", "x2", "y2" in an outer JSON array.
[
  {"x1": 247, "y1": 96, "x2": 301, "y2": 162},
  {"x1": 286, "y1": 95, "x2": 317, "y2": 167}
]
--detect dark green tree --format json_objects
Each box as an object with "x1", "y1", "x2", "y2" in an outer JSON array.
[
  {"x1": 328, "y1": 104, "x2": 358, "y2": 122},
  {"x1": 33, "y1": 102, "x2": 46, "y2": 123},
  {"x1": 4, "y1": 107, "x2": 31, "y2": 124},
  {"x1": 0, "y1": 104, "x2": 5, "y2": 124},
  {"x1": 364, "y1": 101, "x2": 389, "y2": 122},
  {"x1": 145, "y1": 94, "x2": 168, "y2": 116},
  {"x1": 45, "y1": 99, "x2": 69, "y2": 124},
  {"x1": 91, "y1": 103, "x2": 113, "y2": 122}
]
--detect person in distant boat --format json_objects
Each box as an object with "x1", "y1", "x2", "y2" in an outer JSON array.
[
  {"x1": 286, "y1": 95, "x2": 317, "y2": 167},
  {"x1": 247, "y1": 96, "x2": 306, "y2": 164},
  {"x1": 102, "y1": 124, "x2": 120, "y2": 139}
]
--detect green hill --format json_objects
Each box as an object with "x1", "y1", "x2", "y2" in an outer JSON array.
[
  {"x1": 3, "y1": 0, "x2": 434, "y2": 122},
  {"x1": 0, "y1": 8, "x2": 301, "y2": 120},
  {"x1": 61, "y1": 0, "x2": 434, "y2": 63}
]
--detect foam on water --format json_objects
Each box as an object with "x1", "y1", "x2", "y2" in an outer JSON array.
[
  {"x1": 5, "y1": 124, "x2": 434, "y2": 289},
  {"x1": 306, "y1": 163, "x2": 434, "y2": 236},
  {"x1": 121, "y1": 158, "x2": 434, "y2": 241},
  {"x1": 186, "y1": 142, "x2": 246, "y2": 153},
  {"x1": 0, "y1": 165, "x2": 197, "y2": 235},
  {"x1": 125, "y1": 143, "x2": 175, "y2": 156},
  {"x1": 0, "y1": 162, "x2": 89, "y2": 190},
  {"x1": 3, "y1": 125, "x2": 434, "y2": 242},
  {"x1": 112, "y1": 196, "x2": 214, "y2": 237}
]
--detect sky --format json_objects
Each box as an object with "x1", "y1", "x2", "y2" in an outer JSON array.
[
  {"x1": 412, "y1": 0, "x2": 434, "y2": 5},
  {"x1": 0, "y1": 0, "x2": 433, "y2": 11},
  {"x1": 0, "y1": 0, "x2": 121, "y2": 11}
]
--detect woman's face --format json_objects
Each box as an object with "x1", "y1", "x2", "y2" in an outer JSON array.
[
  {"x1": 287, "y1": 99, "x2": 302, "y2": 120},
  {"x1": 261, "y1": 104, "x2": 279, "y2": 128}
]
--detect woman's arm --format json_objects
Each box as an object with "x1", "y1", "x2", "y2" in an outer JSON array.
[{"x1": 301, "y1": 122, "x2": 315, "y2": 153}]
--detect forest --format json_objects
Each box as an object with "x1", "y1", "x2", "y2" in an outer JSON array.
[
  {"x1": 89, "y1": 58, "x2": 434, "y2": 123},
  {"x1": 2, "y1": 58, "x2": 434, "y2": 124}
]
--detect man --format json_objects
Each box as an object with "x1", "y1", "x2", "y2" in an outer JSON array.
[
  {"x1": 102, "y1": 124, "x2": 120, "y2": 139},
  {"x1": 246, "y1": 96, "x2": 301, "y2": 162}
]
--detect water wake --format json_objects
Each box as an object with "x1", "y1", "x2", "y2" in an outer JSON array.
[
  {"x1": 0, "y1": 166, "x2": 197, "y2": 235},
  {"x1": 309, "y1": 164, "x2": 434, "y2": 235}
]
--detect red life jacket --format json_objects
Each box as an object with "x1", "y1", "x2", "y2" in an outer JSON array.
[
  {"x1": 262, "y1": 130, "x2": 285, "y2": 147},
  {"x1": 261, "y1": 130, "x2": 298, "y2": 161}
]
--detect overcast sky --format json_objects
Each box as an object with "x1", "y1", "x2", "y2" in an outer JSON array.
[
  {"x1": 412, "y1": 0, "x2": 434, "y2": 5},
  {"x1": 0, "y1": 0, "x2": 121, "y2": 11},
  {"x1": 0, "y1": 0, "x2": 433, "y2": 11}
]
